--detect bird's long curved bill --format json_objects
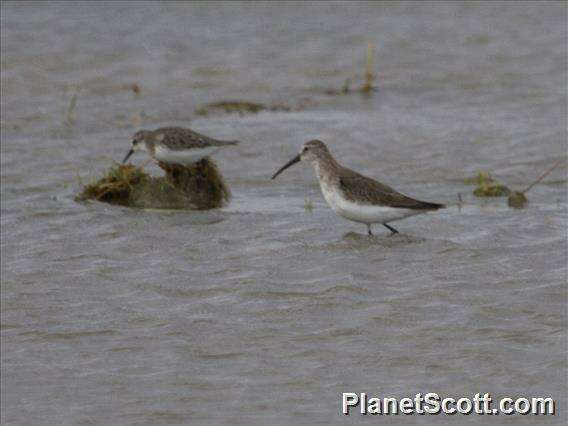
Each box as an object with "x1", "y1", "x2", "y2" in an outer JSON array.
[
  {"x1": 122, "y1": 149, "x2": 134, "y2": 164},
  {"x1": 271, "y1": 154, "x2": 301, "y2": 179}
]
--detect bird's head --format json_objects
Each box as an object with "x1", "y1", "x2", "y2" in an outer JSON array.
[
  {"x1": 123, "y1": 130, "x2": 152, "y2": 163},
  {"x1": 299, "y1": 140, "x2": 329, "y2": 163},
  {"x1": 132, "y1": 130, "x2": 153, "y2": 150},
  {"x1": 271, "y1": 140, "x2": 330, "y2": 179}
]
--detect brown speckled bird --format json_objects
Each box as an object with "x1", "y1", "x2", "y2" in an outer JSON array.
[{"x1": 122, "y1": 127, "x2": 239, "y2": 165}]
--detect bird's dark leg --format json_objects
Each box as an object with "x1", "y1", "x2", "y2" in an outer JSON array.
[
  {"x1": 383, "y1": 223, "x2": 399, "y2": 234},
  {"x1": 367, "y1": 224, "x2": 373, "y2": 236}
]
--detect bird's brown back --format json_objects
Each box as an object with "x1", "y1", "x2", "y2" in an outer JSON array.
[
  {"x1": 153, "y1": 127, "x2": 239, "y2": 150},
  {"x1": 338, "y1": 167, "x2": 444, "y2": 210}
]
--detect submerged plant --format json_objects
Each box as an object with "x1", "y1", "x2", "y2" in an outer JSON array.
[
  {"x1": 195, "y1": 100, "x2": 299, "y2": 116},
  {"x1": 64, "y1": 86, "x2": 80, "y2": 126},
  {"x1": 471, "y1": 158, "x2": 565, "y2": 208},
  {"x1": 321, "y1": 41, "x2": 377, "y2": 96},
  {"x1": 76, "y1": 160, "x2": 230, "y2": 210},
  {"x1": 507, "y1": 158, "x2": 565, "y2": 208},
  {"x1": 76, "y1": 164, "x2": 148, "y2": 205},
  {"x1": 196, "y1": 101, "x2": 267, "y2": 116},
  {"x1": 472, "y1": 171, "x2": 511, "y2": 197},
  {"x1": 361, "y1": 41, "x2": 376, "y2": 94}
]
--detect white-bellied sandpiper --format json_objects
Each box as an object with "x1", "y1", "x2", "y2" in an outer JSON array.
[
  {"x1": 271, "y1": 140, "x2": 444, "y2": 235},
  {"x1": 122, "y1": 127, "x2": 239, "y2": 165}
]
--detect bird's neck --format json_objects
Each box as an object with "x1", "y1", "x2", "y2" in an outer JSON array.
[
  {"x1": 144, "y1": 141, "x2": 155, "y2": 155},
  {"x1": 312, "y1": 153, "x2": 341, "y2": 185}
]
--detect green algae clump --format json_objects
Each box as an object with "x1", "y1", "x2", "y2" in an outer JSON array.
[
  {"x1": 472, "y1": 171, "x2": 511, "y2": 197},
  {"x1": 77, "y1": 160, "x2": 230, "y2": 210}
]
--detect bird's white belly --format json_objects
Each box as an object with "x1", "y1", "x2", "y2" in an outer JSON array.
[
  {"x1": 321, "y1": 184, "x2": 419, "y2": 224},
  {"x1": 154, "y1": 145, "x2": 221, "y2": 164}
]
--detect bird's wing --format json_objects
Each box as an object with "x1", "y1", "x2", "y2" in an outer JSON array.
[
  {"x1": 159, "y1": 128, "x2": 238, "y2": 150},
  {"x1": 338, "y1": 169, "x2": 443, "y2": 210}
]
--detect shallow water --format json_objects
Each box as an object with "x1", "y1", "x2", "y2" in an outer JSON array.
[{"x1": 1, "y1": 2, "x2": 567, "y2": 425}]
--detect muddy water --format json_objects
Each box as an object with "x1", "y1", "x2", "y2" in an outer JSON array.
[{"x1": 1, "y1": 2, "x2": 566, "y2": 425}]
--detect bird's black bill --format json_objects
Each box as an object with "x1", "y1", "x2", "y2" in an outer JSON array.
[
  {"x1": 271, "y1": 154, "x2": 301, "y2": 179},
  {"x1": 122, "y1": 149, "x2": 134, "y2": 164}
]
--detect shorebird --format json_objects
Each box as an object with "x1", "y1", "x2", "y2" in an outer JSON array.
[
  {"x1": 271, "y1": 140, "x2": 444, "y2": 235},
  {"x1": 122, "y1": 127, "x2": 239, "y2": 165}
]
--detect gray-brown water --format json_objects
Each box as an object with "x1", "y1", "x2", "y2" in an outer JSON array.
[{"x1": 1, "y1": 2, "x2": 567, "y2": 425}]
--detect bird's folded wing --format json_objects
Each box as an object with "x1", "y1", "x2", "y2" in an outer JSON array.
[
  {"x1": 160, "y1": 128, "x2": 214, "y2": 150},
  {"x1": 339, "y1": 172, "x2": 441, "y2": 210}
]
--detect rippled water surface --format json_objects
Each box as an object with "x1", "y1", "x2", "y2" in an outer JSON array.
[{"x1": 1, "y1": 2, "x2": 567, "y2": 425}]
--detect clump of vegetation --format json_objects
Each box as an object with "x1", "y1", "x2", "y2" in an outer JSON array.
[
  {"x1": 304, "y1": 198, "x2": 314, "y2": 212},
  {"x1": 361, "y1": 41, "x2": 376, "y2": 94},
  {"x1": 471, "y1": 158, "x2": 565, "y2": 208},
  {"x1": 321, "y1": 41, "x2": 377, "y2": 96},
  {"x1": 64, "y1": 86, "x2": 80, "y2": 126},
  {"x1": 196, "y1": 101, "x2": 268, "y2": 116},
  {"x1": 77, "y1": 164, "x2": 148, "y2": 205},
  {"x1": 76, "y1": 160, "x2": 230, "y2": 210},
  {"x1": 151, "y1": 160, "x2": 231, "y2": 209},
  {"x1": 506, "y1": 191, "x2": 528, "y2": 208},
  {"x1": 472, "y1": 171, "x2": 511, "y2": 197},
  {"x1": 507, "y1": 158, "x2": 565, "y2": 208},
  {"x1": 195, "y1": 100, "x2": 298, "y2": 116}
]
